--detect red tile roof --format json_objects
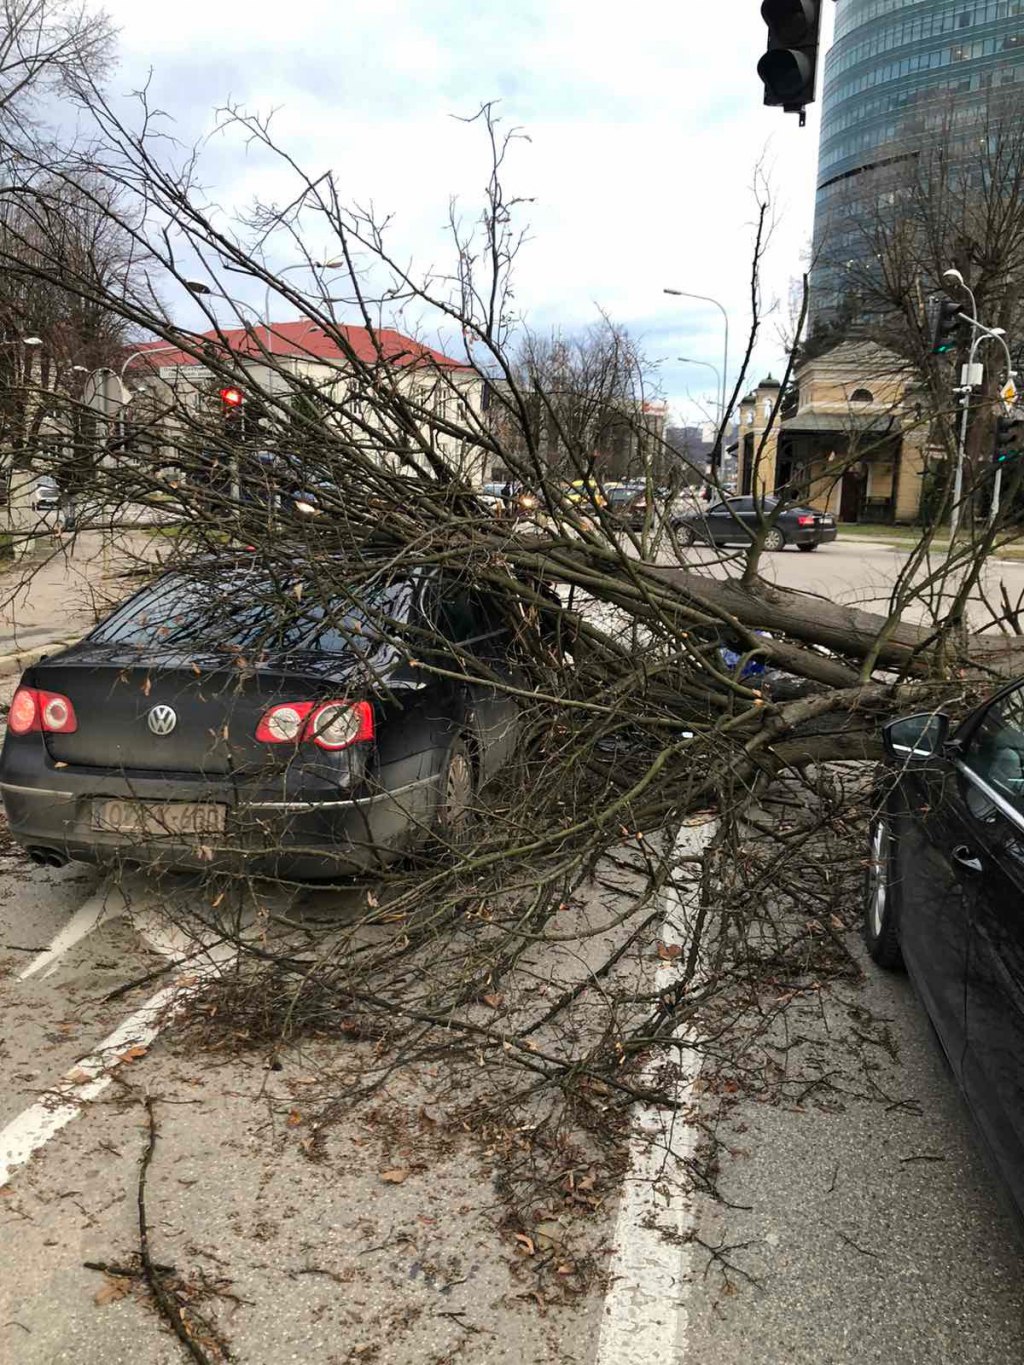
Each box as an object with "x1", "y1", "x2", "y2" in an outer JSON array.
[{"x1": 133, "y1": 320, "x2": 467, "y2": 372}]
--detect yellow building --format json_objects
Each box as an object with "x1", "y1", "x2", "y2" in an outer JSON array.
[{"x1": 735, "y1": 343, "x2": 930, "y2": 524}]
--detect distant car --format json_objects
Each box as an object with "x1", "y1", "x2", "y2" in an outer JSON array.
[
  {"x1": 604, "y1": 483, "x2": 644, "y2": 522},
  {"x1": 625, "y1": 485, "x2": 702, "y2": 531},
  {"x1": 673, "y1": 495, "x2": 837, "y2": 551},
  {"x1": 0, "y1": 560, "x2": 562, "y2": 879},
  {"x1": 866, "y1": 681, "x2": 1024, "y2": 1223},
  {"x1": 31, "y1": 478, "x2": 60, "y2": 514}
]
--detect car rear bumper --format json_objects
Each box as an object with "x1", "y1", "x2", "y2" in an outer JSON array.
[
  {"x1": 0, "y1": 769, "x2": 440, "y2": 880},
  {"x1": 789, "y1": 523, "x2": 837, "y2": 545}
]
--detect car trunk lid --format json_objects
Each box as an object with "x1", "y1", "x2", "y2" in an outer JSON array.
[{"x1": 30, "y1": 644, "x2": 371, "y2": 775}]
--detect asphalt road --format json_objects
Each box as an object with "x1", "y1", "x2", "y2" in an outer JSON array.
[
  {"x1": 669, "y1": 534, "x2": 1024, "y2": 629},
  {"x1": 682, "y1": 938, "x2": 1024, "y2": 1364},
  {"x1": 2, "y1": 534, "x2": 1024, "y2": 1362}
]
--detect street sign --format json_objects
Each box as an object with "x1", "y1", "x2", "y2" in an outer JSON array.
[{"x1": 1002, "y1": 378, "x2": 1018, "y2": 406}]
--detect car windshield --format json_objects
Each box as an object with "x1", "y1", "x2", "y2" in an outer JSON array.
[{"x1": 91, "y1": 570, "x2": 414, "y2": 655}]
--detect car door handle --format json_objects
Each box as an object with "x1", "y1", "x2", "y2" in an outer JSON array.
[{"x1": 951, "y1": 844, "x2": 984, "y2": 874}]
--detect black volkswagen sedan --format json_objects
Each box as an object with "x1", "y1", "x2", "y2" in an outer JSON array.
[
  {"x1": 0, "y1": 561, "x2": 542, "y2": 879},
  {"x1": 673, "y1": 495, "x2": 837, "y2": 551},
  {"x1": 867, "y1": 681, "x2": 1024, "y2": 1218}
]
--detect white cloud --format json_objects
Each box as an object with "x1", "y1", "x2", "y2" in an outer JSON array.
[{"x1": 99, "y1": 0, "x2": 835, "y2": 423}]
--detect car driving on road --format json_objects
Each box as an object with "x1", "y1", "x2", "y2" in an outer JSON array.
[
  {"x1": 866, "y1": 682, "x2": 1024, "y2": 1220},
  {"x1": 673, "y1": 495, "x2": 837, "y2": 551},
  {"x1": 0, "y1": 560, "x2": 551, "y2": 879}
]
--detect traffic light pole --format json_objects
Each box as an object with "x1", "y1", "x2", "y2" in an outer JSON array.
[
  {"x1": 986, "y1": 327, "x2": 1016, "y2": 527},
  {"x1": 949, "y1": 311, "x2": 1013, "y2": 537}
]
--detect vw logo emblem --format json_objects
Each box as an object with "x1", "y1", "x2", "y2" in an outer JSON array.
[{"x1": 147, "y1": 704, "x2": 177, "y2": 737}]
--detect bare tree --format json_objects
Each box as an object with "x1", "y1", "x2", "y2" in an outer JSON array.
[{"x1": 0, "y1": 88, "x2": 1020, "y2": 1295}]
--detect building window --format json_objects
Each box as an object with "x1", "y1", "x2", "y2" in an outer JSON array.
[{"x1": 850, "y1": 388, "x2": 874, "y2": 403}]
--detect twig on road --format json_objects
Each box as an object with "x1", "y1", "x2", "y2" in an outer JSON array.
[
  {"x1": 837, "y1": 1229, "x2": 881, "y2": 1260},
  {"x1": 137, "y1": 1096, "x2": 223, "y2": 1365}
]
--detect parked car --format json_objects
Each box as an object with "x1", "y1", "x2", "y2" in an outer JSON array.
[
  {"x1": 0, "y1": 561, "x2": 556, "y2": 879},
  {"x1": 866, "y1": 681, "x2": 1024, "y2": 1220},
  {"x1": 673, "y1": 495, "x2": 837, "y2": 551},
  {"x1": 31, "y1": 477, "x2": 60, "y2": 514},
  {"x1": 604, "y1": 482, "x2": 645, "y2": 522},
  {"x1": 625, "y1": 485, "x2": 703, "y2": 531}
]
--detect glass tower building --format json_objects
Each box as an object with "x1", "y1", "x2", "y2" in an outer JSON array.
[{"x1": 810, "y1": 0, "x2": 1024, "y2": 328}]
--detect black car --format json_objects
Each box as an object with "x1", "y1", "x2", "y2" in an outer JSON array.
[
  {"x1": 867, "y1": 681, "x2": 1024, "y2": 1219},
  {"x1": 674, "y1": 495, "x2": 837, "y2": 551},
  {"x1": 0, "y1": 562, "x2": 538, "y2": 880}
]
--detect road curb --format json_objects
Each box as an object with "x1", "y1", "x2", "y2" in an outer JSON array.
[{"x1": 0, "y1": 638, "x2": 79, "y2": 681}]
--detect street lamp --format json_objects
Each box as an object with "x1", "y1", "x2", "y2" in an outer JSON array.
[
  {"x1": 263, "y1": 259, "x2": 346, "y2": 355},
  {"x1": 664, "y1": 288, "x2": 730, "y2": 473},
  {"x1": 0, "y1": 336, "x2": 42, "y2": 347},
  {"x1": 120, "y1": 345, "x2": 180, "y2": 383},
  {"x1": 940, "y1": 268, "x2": 1014, "y2": 536},
  {"x1": 677, "y1": 355, "x2": 723, "y2": 393}
]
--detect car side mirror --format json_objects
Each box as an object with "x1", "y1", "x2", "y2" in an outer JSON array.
[{"x1": 883, "y1": 712, "x2": 950, "y2": 762}]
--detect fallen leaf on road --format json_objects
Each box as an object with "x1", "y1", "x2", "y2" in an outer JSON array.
[
  {"x1": 379, "y1": 1167, "x2": 409, "y2": 1184},
  {"x1": 286, "y1": 1110, "x2": 303, "y2": 1127},
  {"x1": 514, "y1": 1233, "x2": 535, "y2": 1255},
  {"x1": 94, "y1": 1275, "x2": 131, "y2": 1306},
  {"x1": 119, "y1": 1045, "x2": 147, "y2": 1062},
  {"x1": 65, "y1": 1067, "x2": 91, "y2": 1085},
  {"x1": 481, "y1": 992, "x2": 504, "y2": 1009},
  {"x1": 656, "y1": 941, "x2": 683, "y2": 961}
]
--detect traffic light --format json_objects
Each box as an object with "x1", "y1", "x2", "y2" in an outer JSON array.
[
  {"x1": 758, "y1": 0, "x2": 823, "y2": 122},
  {"x1": 219, "y1": 386, "x2": 244, "y2": 441},
  {"x1": 931, "y1": 299, "x2": 963, "y2": 356},
  {"x1": 993, "y1": 413, "x2": 1024, "y2": 465}
]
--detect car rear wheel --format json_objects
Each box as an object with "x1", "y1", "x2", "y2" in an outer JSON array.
[
  {"x1": 763, "y1": 528, "x2": 785, "y2": 552},
  {"x1": 798, "y1": 542, "x2": 819, "y2": 552},
  {"x1": 435, "y1": 737, "x2": 476, "y2": 848},
  {"x1": 864, "y1": 809, "x2": 904, "y2": 969}
]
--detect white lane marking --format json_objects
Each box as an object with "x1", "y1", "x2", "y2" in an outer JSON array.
[
  {"x1": 0, "y1": 940, "x2": 236, "y2": 1189},
  {"x1": 595, "y1": 818, "x2": 716, "y2": 1365},
  {"x1": 18, "y1": 879, "x2": 131, "y2": 980}
]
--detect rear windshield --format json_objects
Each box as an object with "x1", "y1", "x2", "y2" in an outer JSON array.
[{"x1": 92, "y1": 571, "x2": 414, "y2": 655}]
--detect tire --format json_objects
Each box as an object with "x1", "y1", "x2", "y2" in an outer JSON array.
[
  {"x1": 434, "y1": 737, "x2": 477, "y2": 848},
  {"x1": 762, "y1": 528, "x2": 785, "y2": 552},
  {"x1": 798, "y1": 542, "x2": 819, "y2": 553},
  {"x1": 674, "y1": 521, "x2": 696, "y2": 547},
  {"x1": 864, "y1": 808, "x2": 904, "y2": 969}
]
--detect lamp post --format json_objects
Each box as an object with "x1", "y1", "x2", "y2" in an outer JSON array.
[
  {"x1": 664, "y1": 288, "x2": 729, "y2": 474},
  {"x1": 263, "y1": 259, "x2": 345, "y2": 357},
  {"x1": 942, "y1": 269, "x2": 1016, "y2": 536},
  {"x1": 120, "y1": 345, "x2": 179, "y2": 384}
]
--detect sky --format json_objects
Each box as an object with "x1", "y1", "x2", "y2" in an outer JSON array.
[{"x1": 98, "y1": 0, "x2": 837, "y2": 428}]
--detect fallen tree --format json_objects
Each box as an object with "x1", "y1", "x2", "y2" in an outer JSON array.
[{"x1": 0, "y1": 79, "x2": 1019, "y2": 1282}]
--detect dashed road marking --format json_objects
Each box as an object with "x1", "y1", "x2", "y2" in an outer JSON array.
[
  {"x1": 0, "y1": 945, "x2": 234, "y2": 1188},
  {"x1": 17, "y1": 878, "x2": 130, "y2": 980},
  {"x1": 3, "y1": 876, "x2": 246, "y2": 1188},
  {"x1": 594, "y1": 818, "x2": 716, "y2": 1365}
]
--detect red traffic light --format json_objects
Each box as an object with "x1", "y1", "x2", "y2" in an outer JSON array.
[{"x1": 219, "y1": 387, "x2": 244, "y2": 407}]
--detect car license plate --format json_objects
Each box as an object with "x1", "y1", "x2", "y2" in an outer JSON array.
[{"x1": 92, "y1": 799, "x2": 226, "y2": 838}]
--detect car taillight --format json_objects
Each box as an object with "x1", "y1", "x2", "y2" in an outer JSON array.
[
  {"x1": 796, "y1": 515, "x2": 816, "y2": 526},
  {"x1": 256, "y1": 699, "x2": 373, "y2": 750},
  {"x1": 256, "y1": 701, "x2": 314, "y2": 744},
  {"x1": 8, "y1": 688, "x2": 38, "y2": 734},
  {"x1": 307, "y1": 701, "x2": 374, "y2": 750},
  {"x1": 7, "y1": 687, "x2": 77, "y2": 735}
]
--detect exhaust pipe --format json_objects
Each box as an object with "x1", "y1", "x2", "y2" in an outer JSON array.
[{"x1": 26, "y1": 846, "x2": 68, "y2": 868}]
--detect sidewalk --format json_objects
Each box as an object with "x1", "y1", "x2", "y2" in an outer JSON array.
[{"x1": 0, "y1": 531, "x2": 155, "y2": 678}]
